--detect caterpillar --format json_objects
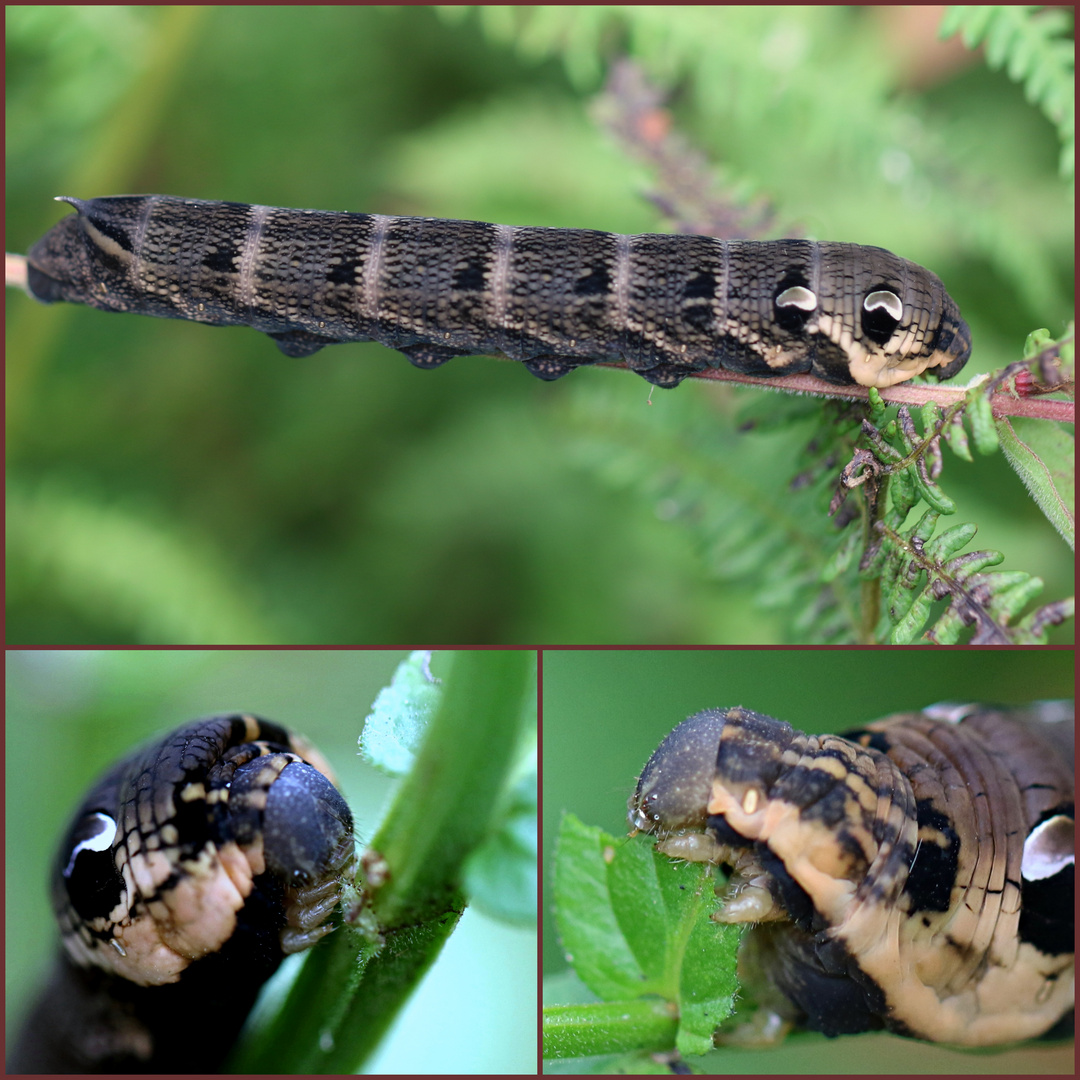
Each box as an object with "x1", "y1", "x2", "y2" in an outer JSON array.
[
  {"x1": 7, "y1": 715, "x2": 355, "y2": 1074},
  {"x1": 26, "y1": 195, "x2": 971, "y2": 390},
  {"x1": 629, "y1": 703, "x2": 1074, "y2": 1047}
]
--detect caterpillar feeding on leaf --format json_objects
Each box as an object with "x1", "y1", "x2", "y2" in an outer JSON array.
[
  {"x1": 26, "y1": 195, "x2": 971, "y2": 389},
  {"x1": 7, "y1": 715, "x2": 355, "y2": 1074},
  {"x1": 629, "y1": 703, "x2": 1074, "y2": 1047}
]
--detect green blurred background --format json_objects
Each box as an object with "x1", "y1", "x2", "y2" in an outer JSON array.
[
  {"x1": 542, "y1": 648, "x2": 1075, "y2": 1072},
  {"x1": 5, "y1": 649, "x2": 537, "y2": 1074},
  {"x1": 6, "y1": 6, "x2": 1073, "y2": 643}
]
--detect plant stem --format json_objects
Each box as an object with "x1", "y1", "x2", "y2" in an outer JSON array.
[
  {"x1": 228, "y1": 649, "x2": 534, "y2": 1074},
  {"x1": 597, "y1": 363, "x2": 1074, "y2": 422},
  {"x1": 543, "y1": 1000, "x2": 679, "y2": 1059}
]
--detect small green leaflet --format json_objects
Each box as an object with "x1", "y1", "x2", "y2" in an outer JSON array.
[
  {"x1": 360, "y1": 651, "x2": 537, "y2": 924},
  {"x1": 997, "y1": 416, "x2": 1075, "y2": 550},
  {"x1": 360, "y1": 650, "x2": 442, "y2": 775},
  {"x1": 554, "y1": 812, "x2": 744, "y2": 1058},
  {"x1": 464, "y1": 731, "x2": 537, "y2": 925}
]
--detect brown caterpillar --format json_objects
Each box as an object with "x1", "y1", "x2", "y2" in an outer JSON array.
[
  {"x1": 26, "y1": 195, "x2": 971, "y2": 389},
  {"x1": 7, "y1": 715, "x2": 355, "y2": 1073},
  {"x1": 629, "y1": 703, "x2": 1074, "y2": 1047}
]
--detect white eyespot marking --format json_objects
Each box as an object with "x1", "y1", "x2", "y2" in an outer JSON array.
[
  {"x1": 1021, "y1": 815, "x2": 1075, "y2": 881},
  {"x1": 922, "y1": 702, "x2": 980, "y2": 724},
  {"x1": 63, "y1": 812, "x2": 117, "y2": 878},
  {"x1": 864, "y1": 290, "x2": 903, "y2": 321},
  {"x1": 775, "y1": 286, "x2": 817, "y2": 311},
  {"x1": 742, "y1": 789, "x2": 759, "y2": 815}
]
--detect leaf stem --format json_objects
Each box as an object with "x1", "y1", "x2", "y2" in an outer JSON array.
[{"x1": 543, "y1": 1000, "x2": 679, "y2": 1059}]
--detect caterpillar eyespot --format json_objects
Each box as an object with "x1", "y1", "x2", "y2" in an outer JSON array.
[
  {"x1": 26, "y1": 195, "x2": 972, "y2": 390},
  {"x1": 864, "y1": 289, "x2": 903, "y2": 321},
  {"x1": 775, "y1": 285, "x2": 817, "y2": 311},
  {"x1": 629, "y1": 703, "x2": 1074, "y2": 1047},
  {"x1": 8, "y1": 715, "x2": 355, "y2": 1074}
]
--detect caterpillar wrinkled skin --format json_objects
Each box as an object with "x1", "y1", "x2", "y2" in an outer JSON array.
[
  {"x1": 8, "y1": 716, "x2": 355, "y2": 1074},
  {"x1": 628, "y1": 703, "x2": 1074, "y2": 1047},
  {"x1": 26, "y1": 195, "x2": 972, "y2": 389}
]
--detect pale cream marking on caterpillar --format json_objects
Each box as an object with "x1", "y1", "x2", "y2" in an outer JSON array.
[{"x1": 629, "y1": 704, "x2": 1074, "y2": 1047}]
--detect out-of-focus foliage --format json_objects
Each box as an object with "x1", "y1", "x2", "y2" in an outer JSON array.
[
  {"x1": 6, "y1": 6, "x2": 1072, "y2": 643},
  {"x1": 939, "y1": 4, "x2": 1074, "y2": 177}
]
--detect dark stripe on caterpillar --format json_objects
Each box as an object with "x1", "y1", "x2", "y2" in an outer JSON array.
[
  {"x1": 629, "y1": 703, "x2": 1073, "y2": 1046},
  {"x1": 26, "y1": 195, "x2": 972, "y2": 389}
]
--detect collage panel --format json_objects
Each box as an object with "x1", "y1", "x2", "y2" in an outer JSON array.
[
  {"x1": 541, "y1": 648, "x2": 1074, "y2": 1074},
  {"x1": 6, "y1": 648, "x2": 538, "y2": 1075},
  {"x1": 8, "y1": 7, "x2": 1071, "y2": 649}
]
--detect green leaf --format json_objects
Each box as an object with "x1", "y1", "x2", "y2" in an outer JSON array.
[
  {"x1": 867, "y1": 387, "x2": 887, "y2": 426},
  {"x1": 1024, "y1": 327, "x2": 1054, "y2": 358},
  {"x1": 464, "y1": 755, "x2": 538, "y2": 924},
  {"x1": 672, "y1": 888, "x2": 741, "y2": 1057},
  {"x1": 940, "y1": 6, "x2": 1075, "y2": 177},
  {"x1": 924, "y1": 521, "x2": 979, "y2": 562},
  {"x1": 359, "y1": 650, "x2": 442, "y2": 775},
  {"x1": 927, "y1": 606, "x2": 965, "y2": 644},
  {"x1": 943, "y1": 413, "x2": 973, "y2": 462},
  {"x1": 554, "y1": 813, "x2": 648, "y2": 1001},
  {"x1": 886, "y1": 567, "x2": 919, "y2": 623},
  {"x1": 919, "y1": 401, "x2": 942, "y2": 433},
  {"x1": 947, "y1": 549, "x2": 1005, "y2": 579},
  {"x1": 820, "y1": 524, "x2": 860, "y2": 581},
  {"x1": 552, "y1": 814, "x2": 744, "y2": 1059},
  {"x1": 996, "y1": 416, "x2": 1075, "y2": 550},
  {"x1": 987, "y1": 575, "x2": 1046, "y2": 619},
  {"x1": 889, "y1": 588, "x2": 933, "y2": 643},
  {"x1": 888, "y1": 464, "x2": 917, "y2": 518},
  {"x1": 911, "y1": 507, "x2": 941, "y2": 544},
  {"x1": 910, "y1": 469, "x2": 956, "y2": 515},
  {"x1": 967, "y1": 389, "x2": 999, "y2": 455}
]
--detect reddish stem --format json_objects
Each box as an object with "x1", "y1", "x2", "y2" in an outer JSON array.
[{"x1": 596, "y1": 362, "x2": 1075, "y2": 423}]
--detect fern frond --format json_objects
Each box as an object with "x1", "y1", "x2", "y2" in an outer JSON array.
[
  {"x1": 590, "y1": 59, "x2": 789, "y2": 240},
  {"x1": 845, "y1": 363, "x2": 1072, "y2": 641},
  {"x1": 561, "y1": 381, "x2": 871, "y2": 642},
  {"x1": 449, "y1": 5, "x2": 1072, "y2": 324},
  {"x1": 940, "y1": 5, "x2": 1075, "y2": 177},
  {"x1": 873, "y1": 505, "x2": 1056, "y2": 644}
]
